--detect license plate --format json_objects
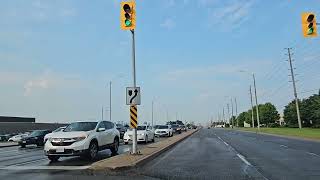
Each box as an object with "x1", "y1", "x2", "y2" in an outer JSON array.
[
  {"x1": 22, "y1": 141, "x2": 26, "y2": 143},
  {"x1": 56, "y1": 148, "x2": 64, "y2": 153}
]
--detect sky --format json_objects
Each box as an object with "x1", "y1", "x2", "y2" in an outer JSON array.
[{"x1": 0, "y1": 0, "x2": 319, "y2": 125}]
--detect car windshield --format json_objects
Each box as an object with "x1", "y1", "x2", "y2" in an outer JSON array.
[
  {"x1": 158, "y1": 125, "x2": 168, "y2": 129},
  {"x1": 171, "y1": 125, "x2": 178, "y2": 128},
  {"x1": 30, "y1": 130, "x2": 45, "y2": 136},
  {"x1": 64, "y1": 122, "x2": 97, "y2": 132},
  {"x1": 53, "y1": 127, "x2": 65, "y2": 132},
  {"x1": 137, "y1": 126, "x2": 146, "y2": 130}
]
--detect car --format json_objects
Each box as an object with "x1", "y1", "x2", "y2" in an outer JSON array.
[
  {"x1": 19, "y1": 130, "x2": 52, "y2": 148},
  {"x1": 116, "y1": 124, "x2": 126, "y2": 139},
  {"x1": 44, "y1": 126, "x2": 67, "y2": 143},
  {"x1": 154, "y1": 125, "x2": 173, "y2": 137},
  {"x1": 44, "y1": 121, "x2": 120, "y2": 162},
  {"x1": 180, "y1": 125, "x2": 187, "y2": 132},
  {"x1": 8, "y1": 133, "x2": 29, "y2": 142},
  {"x1": 123, "y1": 125, "x2": 155, "y2": 144},
  {"x1": 171, "y1": 124, "x2": 181, "y2": 134}
]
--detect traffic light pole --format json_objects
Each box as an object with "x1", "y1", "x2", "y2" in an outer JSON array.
[{"x1": 131, "y1": 29, "x2": 138, "y2": 154}]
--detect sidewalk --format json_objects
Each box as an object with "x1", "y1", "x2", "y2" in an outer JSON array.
[{"x1": 0, "y1": 142, "x2": 19, "y2": 148}]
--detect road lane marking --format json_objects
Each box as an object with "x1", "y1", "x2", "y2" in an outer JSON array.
[
  {"x1": 280, "y1": 145, "x2": 288, "y2": 148},
  {"x1": 0, "y1": 165, "x2": 91, "y2": 170},
  {"x1": 237, "y1": 154, "x2": 251, "y2": 166},
  {"x1": 307, "y1": 152, "x2": 320, "y2": 157}
]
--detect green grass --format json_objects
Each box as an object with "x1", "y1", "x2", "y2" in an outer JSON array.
[{"x1": 236, "y1": 127, "x2": 320, "y2": 140}]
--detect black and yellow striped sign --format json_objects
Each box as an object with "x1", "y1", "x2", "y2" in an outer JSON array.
[{"x1": 130, "y1": 105, "x2": 138, "y2": 128}]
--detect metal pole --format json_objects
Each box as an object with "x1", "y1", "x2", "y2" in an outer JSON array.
[
  {"x1": 227, "y1": 104, "x2": 230, "y2": 126},
  {"x1": 131, "y1": 29, "x2": 137, "y2": 154},
  {"x1": 287, "y1": 48, "x2": 302, "y2": 129},
  {"x1": 235, "y1": 97, "x2": 238, "y2": 127},
  {"x1": 249, "y1": 85, "x2": 255, "y2": 128},
  {"x1": 222, "y1": 107, "x2": 225, "y2": 125},
  {"x1": 253, "y1": 73, "x2": 260, "y2": 131},
  {"x1": 151, "y1": 100, "x2": 154, "y2": 127},
  {"x1": 109, "y1": 81, "x2": 112, "y2": 122},
  {"x1": 102, "y1": 106, "x2": 104, "y2": 121},
  {"x1": 231, "y1": 98, "x2": 234, "y2": 128}
]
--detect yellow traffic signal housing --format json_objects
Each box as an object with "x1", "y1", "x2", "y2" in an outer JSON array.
[
  {"x1": 120, "y1": 1, "x2": 136, "y2": 30},
  {"x1": 301, "y1": 12, "x2": 317, "y2": 37}
]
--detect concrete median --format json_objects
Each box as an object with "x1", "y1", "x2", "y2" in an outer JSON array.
[
  {"x1": 89, "y1": 128, "x2": 199, "y2": 171},
  {"x1": 0, "y1": 142, "x2": 18, "y2": 148}
]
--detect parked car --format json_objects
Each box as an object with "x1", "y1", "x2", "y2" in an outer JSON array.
[
  {"x1": 154, "y1": 125, "x2": 173, "y2": 137},
  {"x1": 116, "y1": 124, "x2": 127, "y2": 139},
  {"x1": 171, "y1": 124, "x2": 181, "y2": 134},
  {"x1": 44, "y1": 126, "x2": 67, "y2": 143},
  {"x1": 8, "y1": 133, "x2": 29, "y2": 142},
  {"x1": 123, "y1": 125, "x2": 155, "y2": 144},
  {"x1": 19, "y1": 130, "x2": 52, "y2": 148},
  {"x1": 44, "y1": 121, "x2": 120, "y2": 162}
]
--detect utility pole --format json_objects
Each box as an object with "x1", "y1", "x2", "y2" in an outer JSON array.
[
  {"x1": 286, "y1": 48, "x2": 302, "y2": 129},
  {"x1": 252, "y1": 73, "x2": 260, "y2": 131},
  {"x1": 222, "y1": 107, "x2": 225, "y2": 125},
  {"x1": 231, "y1": 98, "x2": 234, "y2": 128},
  {"x1": 249, "y1": 85, "x2": 255, "y2": 128},
  {"x1": 131, "y1": 29, "x2": 137, "y2": 154},
  {"x1": 235, "y1": 97, "x2": 238, "y2": 127},
  {"x1": 109, "y1": 81, "x2": 112, "y2": 122}
]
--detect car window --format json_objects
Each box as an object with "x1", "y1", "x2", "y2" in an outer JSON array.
[
  {"x1": 137, "y1": 126, "x2": 146, "y2": 130},
  {"x1": 98, "y1": 122, "x2": 106, "y2": 129},
  {"x1": 104, "y1": 121, "x2": 114, "y2": 130},
  {"x1": 64, "y1": 122, "x2": 98, "y2": 132},
  {"x1": 158, "y1": 125, "x2": 169, "y2": 129}
]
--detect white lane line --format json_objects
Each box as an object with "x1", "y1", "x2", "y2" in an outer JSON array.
[
  {"x1": 0, "y1": 165, "x2": 91, "y2": 170},
  {"x1": 307, "y1": 152, "x2": 320, "y2": 157},
  {"x1": 280, "y1": 145, "x2": 288, "y2": 148},
  {"x1": 237, "y1": 154, "x2": 251, "y2": 166}
]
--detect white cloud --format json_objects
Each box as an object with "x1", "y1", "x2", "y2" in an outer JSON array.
[
  {"x1": 207, "y1": 0, "x2": 255, "y2": 31},
  {"x1": 160, "y1": 18, "x2": 176, "y2": 29}
]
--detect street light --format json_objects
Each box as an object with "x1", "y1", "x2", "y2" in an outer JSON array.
[{"x1": 239, "y1": 70, "x2": 261, "y2": 131}]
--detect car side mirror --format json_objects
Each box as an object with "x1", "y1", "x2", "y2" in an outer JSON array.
[{"x1": 98, "y1": 128, "x2": 106, "y2": 132}]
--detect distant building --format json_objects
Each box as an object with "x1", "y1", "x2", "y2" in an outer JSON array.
[
  {"x1": 276, "y1": 114, "x2": 285, "y2": 126},
  {"x1": 244, "y1": 121, "x2": 251, "y2": 128},
  {"x1": 0, "y1": 116, "x2": 35, "y2": 123}
]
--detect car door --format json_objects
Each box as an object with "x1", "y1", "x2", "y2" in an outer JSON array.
[
  {"x1": 104, "y1": 121, "x2": 115, "y2": 144},
  {"x1": 147, "y1": 126, "x2": 154, "y2": 140},
  {"x1": 96, "y1": 122, "x2": 108, "y2": 146}
]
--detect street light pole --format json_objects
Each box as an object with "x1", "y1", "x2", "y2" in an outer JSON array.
[
  {"x1": 131, "y1": 29, "x2": 137, "y2": 154},
  {"x1": 252, "y1": 73, "x2": 260, "y2": 131},
  {"x1": 109, "y1": 81, "x2": 112, "y2": 122},
  {"x1": 249, "y1": 85, "x2": 255, "y2": 128},
  {"x1": 151, "y1": 100, "x2": 154, "y2": 127}
]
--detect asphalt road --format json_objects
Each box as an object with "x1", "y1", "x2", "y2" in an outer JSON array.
[
  {"x1": 1, "y1": 129, "x2": 320, "y2": 180},
  {"x1": 139, "y1": 128, "x2": 320, "y2": 180}
]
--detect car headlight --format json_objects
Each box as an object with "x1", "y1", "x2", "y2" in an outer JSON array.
[{"x1": 73, "y1": 136, "x2": 86, "y2": 142}]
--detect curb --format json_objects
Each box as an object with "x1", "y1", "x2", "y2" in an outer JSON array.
[
  {"x1": 88, "y1": 128, "x2": 200, "y2": 173},
  {"x1": 233, "y1": 129, "x2": 320, "y2": 143},
  {"x1": 0, "y1": 144, "x2": 19, "y2": 148}
]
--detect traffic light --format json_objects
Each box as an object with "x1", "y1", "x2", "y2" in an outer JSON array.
[
  {"x1": 301, "y1": 13, "x2": 317, "y2": 37},
  {"x1": 120, "y1": 1, "x2": 136, "y2": 30}
]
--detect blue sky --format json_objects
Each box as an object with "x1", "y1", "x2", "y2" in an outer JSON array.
[{"x1": 0, "y1": 0, "x2": 319, "y2": 125}]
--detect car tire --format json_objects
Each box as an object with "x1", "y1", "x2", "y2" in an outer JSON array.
[
  {"x1": 110, "y1": 138, "x2": 119, "y2": 154},
  {"x1": 124, "y1": 142, "x2": 128, "y2": 145},
  {"x1": 87, "y1": 141, "x2": 98, "y2": 160},
  {"x1": 151, "y1": 136, "x2": 155, "y2": 143},
  {"x1": 20, "y1": 144, "x2": 26, "y2": 148},
  {"x1": 145, "y1": 135, "x2": 148, "y2": 144},
  {"x1": 48, "y1": 155, "x2": 60, "y2": 162}
]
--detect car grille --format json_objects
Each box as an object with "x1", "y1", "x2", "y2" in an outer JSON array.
[
  {"x1": 51, "y1": 141, "x2": 74, "y2": 146},
  {"x1": 48, "y1": 149, "x2": 73, "y2": 154}
]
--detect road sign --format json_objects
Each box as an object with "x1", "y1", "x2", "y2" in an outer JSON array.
[
  {"x1": 130, "y1": 105, "x2": 138, "y2": 128},
  {"x1": 126, "y1": 87, "x2": 141, "y2": 105}
]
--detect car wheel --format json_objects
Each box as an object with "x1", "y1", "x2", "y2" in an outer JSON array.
[
  {"x1": 110, "y1": 138, "x2": 119, "y2": 154},
  {"x1": 145, "y1": 135, "x2": 148, "y2": 144},
  {"x1": 48, "y1": 155, "x2": 60, "y2": 162},
  {"x1": 20, "y1": 144, "x2": 26, "y2": 148},
  {"x1": 87, "y1": 141, "x2": 98, "y2": 160},
  {"x1": 124, "y1": 142, "x2": 128, "y2": 145},
  {"x1": 151, "y1": 136, "x2": 155, "y2": 143}
]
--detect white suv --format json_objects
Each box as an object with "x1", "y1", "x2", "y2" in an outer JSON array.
[
  {"x1": 44, "y1": 121, "x2": 120, "y2": 162},
  {"x1": 154, "y1": 125, "x2": 173, "y2": 137}
]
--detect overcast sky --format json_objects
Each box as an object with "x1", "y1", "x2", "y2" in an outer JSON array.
[{"x1": 0, "y1": 0, "x2": 319, "y2": 125}]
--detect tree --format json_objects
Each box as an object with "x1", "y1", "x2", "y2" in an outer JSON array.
[{"x1": 259, "y1": 103, "x2": 280, "y2": 125}]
